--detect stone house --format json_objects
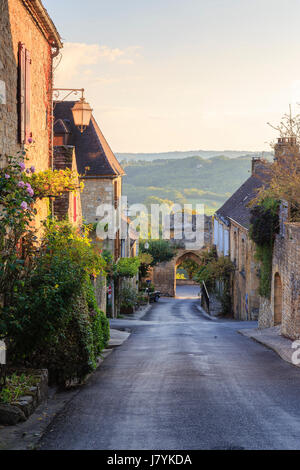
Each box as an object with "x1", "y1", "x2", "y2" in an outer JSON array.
[
  {"x1": 52, "y1": 145, "x2": 83, "y2": 226},
  {"x1": 0, "y1": 0, "x2": 62, "y2": 230},
  {"x1": 53, "y1": 101, "x2": 127, "y2": 261},
  {"x1": 258, "y1": 137, "x2": 300, "y2": 339},
  {"x1": 213, "y1": 158, "x2": 266, "y2": 320}
]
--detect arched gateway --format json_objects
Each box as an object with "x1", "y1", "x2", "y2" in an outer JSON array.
[{"x1": 152, "y1": 249, "x2": 204, "y2": 297}]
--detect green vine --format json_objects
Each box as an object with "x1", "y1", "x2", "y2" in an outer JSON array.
[{"x1": 249, "y1": 197, "x2": 279, "y2": 298}]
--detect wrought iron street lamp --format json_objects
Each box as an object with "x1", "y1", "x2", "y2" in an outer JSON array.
[{"x1": 53, "y1": 88, "x2": 93, "y2": 133}]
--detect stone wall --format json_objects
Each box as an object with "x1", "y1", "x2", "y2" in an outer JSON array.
[
  {"x1": 152, "y1": 249, "x2": 204, "y2": 297},
  {"x1": 0, "y1": 0, "x2": 55, "y2": 233},
  {"x1": 80, "y1": 176, "x2": 122, "y2": 224},
  {"x1": 258, "y1": 296, "x2": 273, "y2": 328},
  {"x1": 152, "y1": 260, "x2": 176, "y2": 296},
  {"x1": 0, "y1": 0, "x2": 53, "y2": 169},
  {"x1": 273, "y1": 223, "x2": 300, "y2": 339},
  {"x1": 230, "y1": 221, "x2": 260, "y2": 320},
  {"x1": 258, "y1": 223, "x2": 300, "y2": 339}
]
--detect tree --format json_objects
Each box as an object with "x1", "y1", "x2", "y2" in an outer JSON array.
[
  {"x1": 253, "y1": 107, "x2": 300, "y2": 220},
  {"x1": 139, "y1": 239, "x2": 177, "y2": 266},
  {"x1": 178, "y1": 259, "x2": 199, "y2": 280}
]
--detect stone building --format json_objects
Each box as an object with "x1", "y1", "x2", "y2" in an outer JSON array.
[
  {"x1": 53, "y1": 101, "x2": 126, "y2": 261},
  {"x1": 52, "y1": 145, "x2": 83, "y2": 226},
  {"x1": 258, "y1": 137, "x2": 300, "y2": 339},
  {"x1": 0, "y1": 0, "x2": 62, "y2": 229},
  {"x1": 213, "y1": 158, "x2": 267, "y2": 320}
]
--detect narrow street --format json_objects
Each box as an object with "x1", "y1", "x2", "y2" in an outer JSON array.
[{"x1": 39, "y1": 286, "x2": 300, "y2": 450}]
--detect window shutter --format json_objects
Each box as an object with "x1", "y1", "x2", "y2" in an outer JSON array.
[
  {"x1": 25, "y1": 49, "x2": 31, "y2": 142},
  {"x1": 18, "y1": 42, "x2": 26, "y2": 144},
  {"x1": 73, "y1": 195, "x2": 77, "y2": 223}
]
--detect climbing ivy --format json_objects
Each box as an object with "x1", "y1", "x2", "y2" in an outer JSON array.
[{"x1": 249, "y1": 197, "x2": 279, "y2": 298}]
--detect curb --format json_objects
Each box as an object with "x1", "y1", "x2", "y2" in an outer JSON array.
[
  {"x1": 0, "y1": 327, "x2": 127, "y2": 450},
  {"x1": 195, "y1": 304, "x2": 217, "y2": 321},
  {"x1": 238, "y1": 328, "x2": 300, "y2": 369}
]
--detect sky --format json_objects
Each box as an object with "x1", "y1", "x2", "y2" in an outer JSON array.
[{"x1": 44, "y1": 0, "x2": 300, "y2": 153}]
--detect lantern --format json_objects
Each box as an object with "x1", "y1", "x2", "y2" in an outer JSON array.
[{"x1": 71, "y1": 98, "x2": 93, "y2": 133}]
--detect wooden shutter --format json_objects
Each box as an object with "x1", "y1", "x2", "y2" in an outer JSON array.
[
  {"x1": 25, "y1": 49, "x2": 31, "y2": 142},
  {"x1": 73, "y1": 195, "x2": 77, "y2": 223},
  {"x1": 18, "y1": 43, "x2": 31, "y2": 144},
  {"x1": 114, "y1": 180, "x2": 118, "y2": 209},
  {"x1": 18, "y1": 43, "x2": 26, "y2": 143}
]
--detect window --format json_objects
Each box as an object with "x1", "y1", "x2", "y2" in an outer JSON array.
[{"x1": 18, "y1": 43, "x2": 31, "y2": 144}]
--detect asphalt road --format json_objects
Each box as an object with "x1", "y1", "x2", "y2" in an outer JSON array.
[{"x1": 39, "y1": 286, "x2": 300, "y2": 450}]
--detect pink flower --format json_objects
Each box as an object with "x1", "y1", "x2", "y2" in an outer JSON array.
[
  {"x1": 27, "y1": 137, "x2": 33, "y2": 144},
  {"x1": 26, "y1": 168, "x2": 31, "y2": 174},
  {"x1": 4, "y1": 174, "x2": 10, "y2": 179},
  {"x1": 19, "y1": 162, "x2": 26, "y2": 171},
  {"x1": 17, "y1": 181, "x2": 25, "y2": 188},
  {"x1": 30, "y1": 166, "x2": 35, "y2": 173},
  {"x1": 27, "y1": 188, "x2": 34, "y2": 197},
  {"x1": 20, "y1": 201, "x2": 28, "y2": 211}
]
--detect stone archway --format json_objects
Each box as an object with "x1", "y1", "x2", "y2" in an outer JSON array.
[
  {"x1": 152, "y1": 249, "x2": 204, "y2": 297},
  {"x1": 274, "y1": 273, "x2": 283, "y2": 325}
]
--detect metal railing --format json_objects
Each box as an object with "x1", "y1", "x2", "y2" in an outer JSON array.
[{"x1": 200, "y1": 281, "x2": 210, "y2": 313}]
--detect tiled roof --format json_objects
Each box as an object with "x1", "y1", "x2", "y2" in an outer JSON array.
[
  {"x1": 53, "y1": 101, "x2": 125, "y2": 178},
  {"x1": 215, "y1": 174, "x2": 266, "y2": 229}
]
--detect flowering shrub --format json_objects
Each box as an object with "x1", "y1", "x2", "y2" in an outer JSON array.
[
  {"x1": 0, "y1": 151, "x2": 107, "y2": 384},
  {"x1": 0, "y1": 153, "x2": 37, "y2": 308},
  {"x1": 30, "y1": 168, "x2": 84, "y2": 198},
  {"x1": 1, "y1": 219, "x2": 108, "y2": 385}
]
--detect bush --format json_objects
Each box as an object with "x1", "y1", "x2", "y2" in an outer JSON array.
[
  {"x1": 116, "y1": 257, "x2": 140, "y2": 278},
  {"x1": 249, "y1": 198, "x2": 279, "y2": 246},
  {"x1": 120, "y1": 285, "x2": 138, "y2": 312},
  {"x1": 140, "y1": 239, "x2": 177, "y2": 266},
  {"x1": 249, "y1": 198, "x2": 279, "y2": 298},
  {"x1": 1, "y1": 219, "x2": 109, "y2": 385}
]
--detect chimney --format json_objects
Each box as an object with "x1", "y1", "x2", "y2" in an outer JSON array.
[
  {"x1": 251, "y1": 157, "x2": 266, "y2": 176},
  {"x1": 274, "y1": 136, "x2": 299, "y2": 162}
]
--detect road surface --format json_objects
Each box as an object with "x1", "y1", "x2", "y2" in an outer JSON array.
[{"x1": 39, "y1": 285, "x2": 300, "y2": 450}]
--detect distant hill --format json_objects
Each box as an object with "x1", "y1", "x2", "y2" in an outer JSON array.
[
  {"x1": 122, "y1": 155, "x2": 263, "y2": 215},
  {"x1": 117, "y1": 149, "x2": 273, "y2": 163}
]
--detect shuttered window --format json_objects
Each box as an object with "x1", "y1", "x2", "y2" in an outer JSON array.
[
  {"x1": 18, "y1": 43, "x2": 31, "y2": 144},
  {"x1": 73, "y1": 195, "x2": 77, "y2": 223}
]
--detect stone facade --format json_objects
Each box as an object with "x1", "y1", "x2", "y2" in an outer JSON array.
[
  {"x1": 229, "y1": 220, "x2": 260, "y2": 320},
  {"x1": 152, "y1": 250, "x2": 204, "y2": 297},
  {"x1": 0, "y1": 0, "x2": 62, "y2": 231},
  {"x1": 259, "y1": 223, "x2": 300, "y2": 339}
]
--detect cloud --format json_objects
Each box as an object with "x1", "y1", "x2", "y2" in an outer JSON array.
[{"x1": 54, "y1": 42, "x2": 142, "y2": 85}]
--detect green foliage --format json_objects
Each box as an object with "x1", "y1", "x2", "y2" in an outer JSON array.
[
  {"x1": 140, "y1": 239, "x2": 177, "y2": 266},
  {"x1": 194, "y1": 251, "x2": 235, "y2": 315},
  {"x1": 249, "y1": 198, "x2": 279, "y2": 246},
  {"x1": 249, "y1": 197, "x2": 279, "y2": 298},
  {"x1": 122, "y1": 155, "x2": 254, "y2": 214},
  {"x1": 255, "y1": 244, "x2": 273, "y2": 298},
  {"x1": 138, "y1": 252, "x2": 153, "y2": 279},
  {"x1": 0, "y1": 372, "x2": 39, "y2": 404},
  {"x1": 116, "y1": 257, "x2": 140, "y2": 278},
  {"x1": 120, "y1": 286, "x2": 138, "y2": 310},
  {"x1": 178, "y1": 259, "x2": 199, "y2": 280},
  {"x1": 1, "y1": 219, "x2": 109, "y2": 385},
  {"x1": 0, "y1": 153, "x2": 37, "y2": 308}
]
